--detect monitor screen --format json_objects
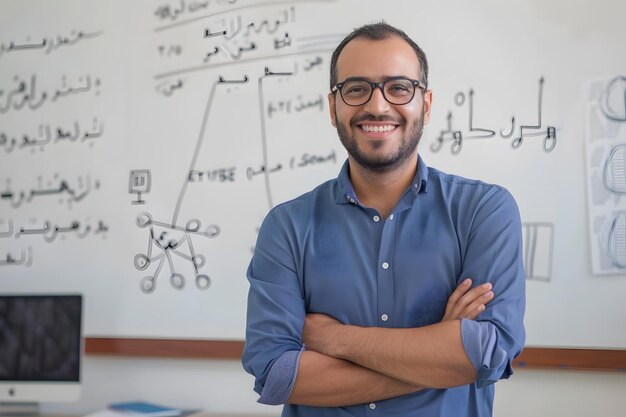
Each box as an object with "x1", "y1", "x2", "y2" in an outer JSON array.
[{"x1": 0, "y1": 295, "x2": 82, "y2": 403}]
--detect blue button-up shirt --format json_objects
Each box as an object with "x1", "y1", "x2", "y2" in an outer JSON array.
[{"x1": 243, "y1": 156, "x2": 525, "y2": 417}]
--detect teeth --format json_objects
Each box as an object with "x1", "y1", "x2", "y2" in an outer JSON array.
[{"x1": 361, "y1": 124, "x2": 395, "y2": 133}]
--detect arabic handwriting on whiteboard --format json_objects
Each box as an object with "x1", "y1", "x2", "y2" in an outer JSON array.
[
  {"x1": 0, "y1": 175, "x2": 100, "y2": 208},
  {"x1": 0, "y1": 30, "x2": 103, "y2": 59},
  {"x1": 0, "y1": 74, "x2": 101, "y2": 115},
  {"x1": 430, "y1": 77, "x2": 557, "y2": 155},
  {"x1": 267, "y1": 94, "x2": 324, "y2": 118},
  {"x1": 0, "y1": 247, "x2": 32, "y2": 268},
  {"x1": 1, "y1": 118, "x2": 104, "y2": 154}
]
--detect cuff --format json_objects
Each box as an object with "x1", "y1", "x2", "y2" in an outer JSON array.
[
  {"x1": 257, "y1": 348, "x2": 304, "y2": 405},
  {"x1": 461, "y1": 319, "x2": 512, "y2": 388}
]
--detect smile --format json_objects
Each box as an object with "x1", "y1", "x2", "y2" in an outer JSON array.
[{"x1": 358, "y1": 124, "x2": 399, "y2": 133}]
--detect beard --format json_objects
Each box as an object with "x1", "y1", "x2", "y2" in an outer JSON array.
[{"x1": 336, "y1": 109, "x2": 424, "y2": 174}]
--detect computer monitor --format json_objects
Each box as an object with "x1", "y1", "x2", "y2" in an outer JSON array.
[{"x1": 0, "y1": 295, "x2": 83, "y2": 413}]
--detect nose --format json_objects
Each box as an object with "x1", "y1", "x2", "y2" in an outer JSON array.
[{"x1": 363, "y1": 85, "x2": 391, "y2": 114}]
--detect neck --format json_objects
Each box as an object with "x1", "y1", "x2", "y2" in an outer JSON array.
[{"x1": 348, "y1": 153, "x2": 419, "y2": 219}]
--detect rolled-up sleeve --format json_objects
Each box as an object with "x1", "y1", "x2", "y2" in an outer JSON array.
[
  {"x1": 242, "y1": 209, "x2": 306, "y2": 404},
  {"x1": 458, "y1": 187, "x2": 526, "y2": 388}
]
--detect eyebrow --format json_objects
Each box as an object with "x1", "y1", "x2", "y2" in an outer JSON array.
[{"x1": 339, "y1": 75, "x2": 414, "y2": 83}]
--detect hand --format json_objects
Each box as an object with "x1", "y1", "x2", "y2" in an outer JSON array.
[
  {"x1": 302, "y1": 313, "x2": 343, "y2": 356},
  {"x1": 442, "y1": 278, "x2": 493, "y2": 321}
]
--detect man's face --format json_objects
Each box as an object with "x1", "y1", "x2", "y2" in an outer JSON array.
[{"x1": 328, "y1": 36, "x2": 432, "y2": 173}]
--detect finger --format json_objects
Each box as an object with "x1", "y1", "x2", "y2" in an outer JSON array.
[
  {"x1": 456, "y1": 282, "x2": 492, "y2": 309},
  {"x1": 448, "y1": 278, "x2": 472, "y2": 305},
  {"x1": 449, "y1": 283, "x2": 493, "y2": 319},
  {"x1": 447, "y1": 281, "x2": 490, "y2": 319},
  {"x1": 461, "y1": 290, "x2": 494, "y2": 319},
  {"x1": 444, "y1": 278, "x2": 472, "y2": 319},
  {"x1": 463, "y1": 303, "x2": 486, "y2": 320}
]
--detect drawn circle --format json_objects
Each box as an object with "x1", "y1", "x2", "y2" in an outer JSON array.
[
  {"x1": 134, "y1": 254, "x2": 150, "y2": 270},
  {"x1": 192, "y1": 255, "x2": 206, "y2": 268},
  {"x1": 141, "y1": 276, "x2": 156, "y2": 294},
  {"x1": 600, "y1": 76, "x2": 626, "y2": 122},
  {"x1": 544, "y1": 135, "x2": 557, "y2": 153},
  {"x1": 205, "y1": 225, "x2": 221, "y2": 238},
  {"x1": 451, "y1": 132, "x2": 463, "y2": 155},
  {"x1": 136, "y1": 212, "x2": 152, "y2": 228},
  {"x1": 246, "y1": 167, "x2": 255, "y2": 180},
  {"x1": 451, "y1": 140, "x2": 463, "y2": 155},
  {"x1": 454, "y1": 92, "x2": 465, "y2": 106},
  {"x1": 170, "y1": 273, "x2": 185, "y2": 289},
  {"x1": 196, "y1": 274, "x2": 211, "y2": 290},
  {"x1": 186, "y1": 219, "x2": 201, "y2": 233}
]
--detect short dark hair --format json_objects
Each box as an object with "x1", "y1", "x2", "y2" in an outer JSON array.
[{"x1": 329, "y1": 22, "x2": 429, "y2": 91}]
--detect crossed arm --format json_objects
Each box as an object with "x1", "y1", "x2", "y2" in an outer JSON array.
[{"x1": 288, "y1": 279, "x2": 494, "y2": 406}]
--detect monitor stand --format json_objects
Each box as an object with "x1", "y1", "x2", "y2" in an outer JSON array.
[{"x1": 0, "y1": 403, "x2": 40, "y2": 417}]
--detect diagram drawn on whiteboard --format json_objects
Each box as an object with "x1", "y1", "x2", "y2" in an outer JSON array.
[
  {"x1": 132, "y1": 78, "x2": 233, "y2": 293},
  {"x1": 585, "y1": 75, "x2": 626, "y2": 274}
]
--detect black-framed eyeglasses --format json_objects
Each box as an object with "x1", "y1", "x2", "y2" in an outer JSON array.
[{"x1": 331, "y1": 76, "x2": 426, "y2": 106}]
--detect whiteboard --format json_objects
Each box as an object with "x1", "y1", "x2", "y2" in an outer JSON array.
[{"x1": 0, "y1": 0, "x2": 625, "y2": 349}]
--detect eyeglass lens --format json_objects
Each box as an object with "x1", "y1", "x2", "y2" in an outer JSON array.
[{"x1": 341, "y1": 78, "x2": 416, "y2": 106}]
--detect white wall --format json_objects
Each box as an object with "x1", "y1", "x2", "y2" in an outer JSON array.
[{"x1": 41, "y1": 356, "x2": 626, "y2": 417}]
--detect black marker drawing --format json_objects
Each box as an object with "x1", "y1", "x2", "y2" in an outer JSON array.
[
  {"x1": 603, "y1": 144, "x2": 626, "y2": 194},
  {"x1": 257, "y1": 66, "x2": 295, "y2": 209},
  {"x1": 0, "y1": 30, "x2": 103, "y2": 58},
  {"x1": 522, "y1": 222, "x2": 554, "y2": 281},
  {"x1": 0, "y1": 74, "x2": 101, "y2": 115},
  {"x1": 1, "y1": 118, "x2": 104, "y2": 153},
  {"x1": 153, "y1": 0, "x2": 326, "y2": 33},
  {"x1": 134, "y1": 76, "x2": 249, "y2": 293},
  {"x1": 607, "y1": 211, "x2": 626, "y2": 269},
  {"x1": 274, "y1": 32, "x2": 292, "y2": 49},
  {"x1": 155, "y1": 78, "x2": 185, "y2": 96},
  {"x1": 303, "y1": 56, "x2": 323, "y2": 71},
  {"x1": 220, "y1": 41, "x2": 256, "y2": 60},
  {"x1": 0, "y1": 247, "x2": 32, "y2": 267},
  {"x1": 606, "y1": 211, "x2": 626, "y2": 269},
  {"x1": 431, "y1": 77, "x2": 557, "y2": 154},
  {"x1": 203, "y1": 47, "x2": 220, "y2": 63},
  {"x1": 600, "y1": 75, "x2": 626, "y2": 122},
  {"x1": 158, "y1": 43, "x2": 183, "y2": 57},
  {"x1": 0, "y1": 175, "x2": 99, "y2": 208},
  {"x1": 205, "y1": 29, "x2": 227, "y2": 38},
  {"x1": 505, "y1": 77, "x2": 557, "y2": 152},
  {"x1": 1, "y1": 219, "x2": 106, "y2": 241},
  {"x1": 134, "y1": 213, "x2": 220, "y2": 294},
  {"x1": 129, "y1": 170, "x2": 152, "y2": 205}
]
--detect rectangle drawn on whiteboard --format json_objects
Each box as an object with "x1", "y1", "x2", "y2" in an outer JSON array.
[{"x1": 522, "y1": 222, "x2": 554, "y2": 281}]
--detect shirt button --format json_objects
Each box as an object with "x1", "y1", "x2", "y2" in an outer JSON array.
[
  {"x1": 381, "y1": 314, "x2": 388, "y2": 321},
  {"x1": 382, "y1": 262, "x2": 389, "y2": 270},
  {"x1": 369, "y1": 403, "x2": 376, "y2": 409},
  {"x1": 373, "y1": 215, "x2": 380, "y2": 222},
  {"x1": 389, "y1": 214, "x2": 394, "y2": 220}
]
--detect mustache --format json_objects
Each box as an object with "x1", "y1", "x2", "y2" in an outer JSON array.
[{"x1": 351, "y1": 114, "x2": 403, "y2": 124}]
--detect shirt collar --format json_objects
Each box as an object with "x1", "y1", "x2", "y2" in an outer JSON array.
[{"x1": 334, "y1": 155, "x2": 430, "y2": 205}]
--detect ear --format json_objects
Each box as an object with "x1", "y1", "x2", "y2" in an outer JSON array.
[
  {"x1": 422, "y1": 89, "x2": 433, "y2": 125},
  {"x1": 328, "y1": 92, "x2": 337, "y2": 128}
]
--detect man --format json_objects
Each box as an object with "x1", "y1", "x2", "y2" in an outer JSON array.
[{"x1": 242, "y1": 22, "x2": 525, "y2": 416}]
